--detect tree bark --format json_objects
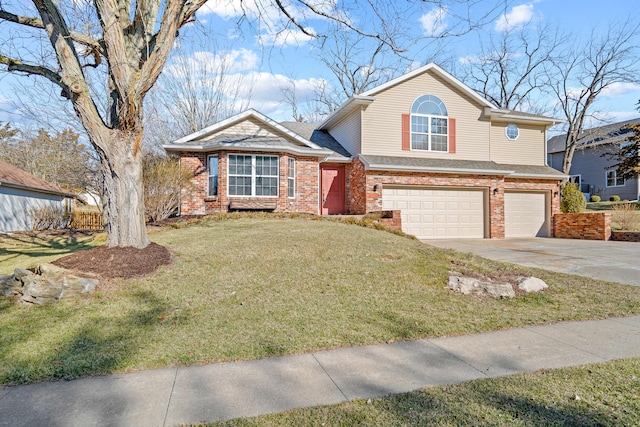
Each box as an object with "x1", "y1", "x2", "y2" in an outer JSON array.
[{"x1": 98, "y1": 130, "x2": 149, "y2": 248}]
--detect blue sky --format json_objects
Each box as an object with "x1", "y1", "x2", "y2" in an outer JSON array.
[{"x1": 0, "y1": 0, "x2": 639, "y2": 135}]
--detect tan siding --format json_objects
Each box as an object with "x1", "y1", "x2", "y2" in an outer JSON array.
[
  {"x1": 361, "y1": 70, "x2": 490, "y2": 161},
  {"x1": 328, "y1": 110, "x2": 361, "y2": 156},
  {"x1": 490, "y1": 123, "x2": 546, "y2": 165},
  {"x1": 200, "y1": 118, "x2": 306, "y2": 147}
]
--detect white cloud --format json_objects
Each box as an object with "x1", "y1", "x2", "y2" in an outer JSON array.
[
  {"x1": 495, "y1": 4, "x2": 534, "y2": 31},
  {"x1": 419, "y1": 7, "x2": 448, "y2": 37},
  {"x1": 600, "y1": 82, "x2": 640, "y2": 98},
  {"x1": 166, "y1": 48, "x2": 259, "y2": 78},
  {"x1": 257, "y1": 27, "x2": 316, "y2": 47},
  {"x1": 201, "y1": 0, "x2": 304, "y2": 23}
]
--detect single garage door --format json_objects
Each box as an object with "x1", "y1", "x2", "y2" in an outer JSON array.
[
  {"x1": 504, "y1": 191, "x2": 548, "y2": 238},
  {"x1": 382, "y1": 187, "x2": 485, "y2": 239}
]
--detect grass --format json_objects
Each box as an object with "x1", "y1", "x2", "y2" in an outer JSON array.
[
  {"x1": 210, "y1": 358, "x2": 640, "y2": 426},
  {"x1": 586, "y1": 200, "x2": 640, "y2": 211},
  {"x1": 1, "y1": 217, "x2": 640, "y2": 386},
  {"x1": 0, "y1": 231, "x2": 104, "y2": 275}
]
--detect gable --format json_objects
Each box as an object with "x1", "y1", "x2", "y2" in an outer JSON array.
[
  {"x1": 164, "y1": 110, "x2": 333, "y2": 158},
  {"x1": 360, "y1": 68, "x2": 491, "y2": 161}
]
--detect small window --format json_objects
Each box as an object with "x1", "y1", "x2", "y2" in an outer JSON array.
[
  {"x1": 208, "y1": 155, "x2": 219, "y2": 197},
  {"x1": 569, "y1": 175, "x2": 581, "y2": 189},
  {"x1": 288, "y1": 158, "x2": 295, "y2": 198},
  {"x1": 606, "y1": 170, "x2": 625, "y2": 187},
  {"x1": 505, "y1": 124, "x2": 519, "y2": 140}
]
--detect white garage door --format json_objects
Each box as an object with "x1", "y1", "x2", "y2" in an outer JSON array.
[
  {"x1": 504, "y1": 191, "x2": 548, "y2": 238},
  {"x1": 382, "y1": 187, "x2": 485, "y2": 239}
]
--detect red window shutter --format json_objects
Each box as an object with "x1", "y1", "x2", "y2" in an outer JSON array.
[
  {"x1": 402, "y1": 114, "x2": 410, "y2": 151},
  {"x1": 448, "y1": 117, "x2": 456, "y2": 154}
]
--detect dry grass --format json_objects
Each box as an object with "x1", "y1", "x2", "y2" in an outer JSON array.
[
  {"x1": 611, "y1": 203, "x2": 640, "y2": 231},
  {"x1": 211, "y1": 358, "x2": 640, "y2": 426},
  {"x1": 2, "y1": 217, "x2": 640, "y2": 386}
]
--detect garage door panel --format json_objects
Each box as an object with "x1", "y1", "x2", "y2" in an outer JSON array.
[
  {"x1": 382, "y1": 187, "x2": 485, "y2": 239},
  {"x1": 504, "y1": 192, "x2": 548, "y2": 238}
]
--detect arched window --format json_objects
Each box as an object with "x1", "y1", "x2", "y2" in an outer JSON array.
[{"x1": 410, "y1": 95, "x2": 448, "y2": 152}]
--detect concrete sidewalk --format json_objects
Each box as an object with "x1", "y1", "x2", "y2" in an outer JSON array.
[{"x1": 1, "y1": 316, "x2": 639, "y2": 426}]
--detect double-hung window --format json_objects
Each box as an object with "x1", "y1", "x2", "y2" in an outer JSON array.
[
  {"x1": 288, "y1": 158, "x2": 295, "y2": 198},
  {"x1": 410, "y1": 95, "x2": 448, "y2": 152},
  {"x1": 228, "y1": 154, "x2": 279, "y2": 197},
  {"x1": 606, "y1": 170, "x2": 624, "y2": 187}
]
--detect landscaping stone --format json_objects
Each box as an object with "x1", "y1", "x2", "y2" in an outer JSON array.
[
  {"x1": 518, "y1": 277, "x2": 548, "y2": 293},
  {"x1": 0, "y1": 274, "x2": 18, "y2": 297},
  {"x1": 447, "y1": 275, "x2": 516, "y2": 298},
  {"x1": 1, "y1": 263, "x2": 98, "y2": 305}
]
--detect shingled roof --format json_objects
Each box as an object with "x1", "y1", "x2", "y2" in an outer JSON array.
[{"x1": 0, "y1": 160, "x2": 75, "y2": 198}]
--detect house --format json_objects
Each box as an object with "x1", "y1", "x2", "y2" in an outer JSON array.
[
  {"x1": 0, "y1": 160, "x2": 77, "y2": 233},
  {"x1": 164, "y1": 63, "x2": 566, "y2": 239},
  {"x1": 547, "y1": 118, "x2": 640, "y2": 201}
]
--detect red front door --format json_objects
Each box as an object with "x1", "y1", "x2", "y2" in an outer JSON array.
[{"x1": 321, "y1": 165, "x2": 346, "y2": 215}]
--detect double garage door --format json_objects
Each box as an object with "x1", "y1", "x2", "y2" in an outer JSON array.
[
  {"x1": 382, "y1": 187, "x2": 548, "y2": 239},
  {"x1": 382, "y1": 187, "x2": 485, "y2": 239}
]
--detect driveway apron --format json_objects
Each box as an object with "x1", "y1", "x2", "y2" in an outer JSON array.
[{"x1": 425, "y1": 238, "x2": 640, "y2": 286}]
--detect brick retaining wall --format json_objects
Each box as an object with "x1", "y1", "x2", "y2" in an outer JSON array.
[
  {"x1": 553, "y1": 212, "x2": 611, "y2": 240},
  {"x1": 610, "y1": 231, "x2": 640, "y2": 242}
]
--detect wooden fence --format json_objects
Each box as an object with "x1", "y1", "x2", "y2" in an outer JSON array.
[{"x1": 70, "y1": 211, "x2": 104, "y2": 231}]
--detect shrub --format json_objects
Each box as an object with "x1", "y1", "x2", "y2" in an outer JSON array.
[
  {"x1": 143, "y1": 154, "x2": 195, "y2": 223},
  {"x1": 590, "y1": 195, "x2": 601, "y2": 202},
  {"x1": 610, "y1": 195, "x2": 621, "y2": 202},
  {"x1": 28, "y1": 205, "x2": 72, "y2": 230},
  {"x1": 611, "y1": 203, "x2": 640, "y2": 231},
  {"x1": 560, "y1": 182, "x2": 586, "y2": 213}
]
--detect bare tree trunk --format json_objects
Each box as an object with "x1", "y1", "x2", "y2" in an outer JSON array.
[{"x1": 99, "y1": 133, "x2": 148, "y2": 248}]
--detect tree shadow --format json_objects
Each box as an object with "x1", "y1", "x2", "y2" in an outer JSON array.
[
  {"x1": 0, "y1": 231, "x2": 99, "y2": 266},
  {"x1": 376, "y1": 380, "x2": 624, "y2": 426},
  {"x1": 1, "y1": 290, "x2": 170, "y2": 385}
]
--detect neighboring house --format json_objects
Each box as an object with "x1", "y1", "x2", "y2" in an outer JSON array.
[
  {"x1": 164, "y1": 63, "x2": 565, "y2": 239},
  {"x1": 0, "y1": 160, "x2": 76, "y2": 233},
  {"x1": 547, "y1": 118, "x2": 640, "y2": 201}
]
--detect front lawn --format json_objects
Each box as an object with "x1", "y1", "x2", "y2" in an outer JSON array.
[
  {"x1": 2, "y1": 217, "x2": 640, "y2": 386},
  {"x1": 212, "y1": 358, "x2": 640, "y2": 426},
  {"x1": 0, "y1": 231, "x2": 104, "y2": 275}
]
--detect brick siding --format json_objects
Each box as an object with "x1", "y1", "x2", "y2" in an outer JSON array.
[
  {"x1": 180, "y1": 153, "x2": 562, "y2": 239},
  {"x1": 553, "y1": 212, "x2": 611, "y2": 240},
  {"x1": 364, "y1": 170, "x2": 561, "y2": 238},
  {"x1": 180, "y1": 151, "x2": 320, "y2": 215}
]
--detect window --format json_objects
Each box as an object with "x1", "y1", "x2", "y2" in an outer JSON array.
[
  {"x1": 505, "y1": 124, "x2": 519, "y2": 140},
  {"x1": 208, "y1": 155, "x2": 219, "y2": 197},
  {"x1": 228, "y1": 154, "x2": 279, "y2": 197},
  {"x1": 606, "y1": 170, "x2": 625, "y2": 187},
  {"x1": 410, "y1": 95, "x2": 448, "y2": 152},
  {"x1": 569, "y1": 175, "x2": 581, "y2": 189},
  {"x1": 288, "y1": 158, "x2": 295, "y2": 198}
]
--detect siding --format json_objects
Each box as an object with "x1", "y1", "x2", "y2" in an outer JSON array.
[
  {"x1": 569, "y1": 145, "x2": 640, "y2": 201},
  {"x1": 490, "y1": 122, "x2": 546, "y2": 165},
  {"x1": 328, "y1": 110, "x2": 361, "y2": 156},
  {"x1": 361, "y1": 70, "x2": 490, "y2": 161},
  {"x1": 0, "y1": 187, "x2": 65, "y2": 232},
  {"x1": 201, "y1": 118, "x2": 306, "y2": 147}
]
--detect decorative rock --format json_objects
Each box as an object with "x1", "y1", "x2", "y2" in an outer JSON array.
[
  {"x1": 0, "y1": 274, "x2": 18, "y2": 297},
  {"x1": 0, "y1": 264, "x2": 98, "y2": 305},
  {"x1": 517, "y1": 277, "x2": 548, "y2": 293},
  {"x1": 448, "y1": 275, "x2": 516, "y2": 298}
]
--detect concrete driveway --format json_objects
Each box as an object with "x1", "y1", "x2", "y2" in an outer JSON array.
[{"x1": 425, "y1": 238, "x2": 640, "y2": 286}]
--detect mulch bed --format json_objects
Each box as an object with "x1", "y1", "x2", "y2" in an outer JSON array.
[{"x1": 52, "y1": 242, "x2": 172, "y2": 279}]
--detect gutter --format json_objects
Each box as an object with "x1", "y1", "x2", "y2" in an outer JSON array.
[
  {"x1": 163, "y1": 144, "x2": 333, "y2": 158},
  {"x1": 0, "y1": 180, "x2": 78, "y2": 199}
]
